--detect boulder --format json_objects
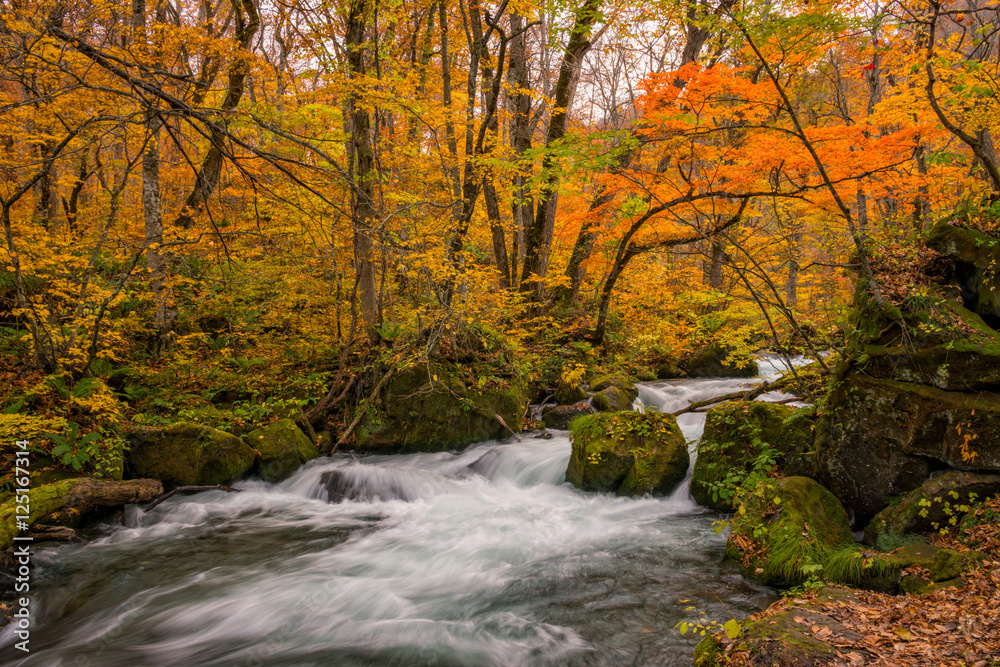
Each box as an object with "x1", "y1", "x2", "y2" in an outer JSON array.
[
  {"x1": 589, "y1": 372, "x2": 638, "y2": 412},
  {"x1": 0, "y1": 477, "x2": 162, "y2": 550},
  {"x1": 926, "y1": 220, "x2": 1000, "y2": 327},
  {"x1": 691, "y1": 401, "x2": 815, "y2": 510},
  {"x1": 351, "y1": 361, "x2": 527, "y2": 453},
  {"x1": 127, "y1": 423, "x2": 256, "y2": 489},
  {"x1": 321, "y1": 468, "x2": 416, "y2": 503},
  {"x1": 725, "y1": 476, "x2": 855, "y2": 587},
  {"x1": 864, "y1": 471, "x2": 1000, "y2": 547},
  {"x1": 590, "y1": 372, "x2": 633, "y2": 393},
  {"x1": 541, "y1": 402, "x2": 593, "y2": 430},
  {"x1": 554, "y1": 381, "x2": 587, "y2": 405},
  {"x1": 694, "y1": 587, "x2": 874, "y2": 667},
  {"x1": 566, "y1": 412, "x2": 689, "y2": 497},
  {"x1": 815, "y1": 373, "x2": 1000, "y2": 527},
  {"x1": 246, "y1": 419, "x2": 318, "y2": 483},
  {"x1": 591, "y1": 386, "x2": 636, "y2": 412},
  {"x1": 859, "y1": 300, "x2": 1000, "y2": 391},
  {"x1": 685, "y1": 344, "x2": 758, "y2": 378}
]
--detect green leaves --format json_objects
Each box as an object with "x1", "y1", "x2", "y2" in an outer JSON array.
[{"x1": 44, "y1": 421, "x2": 102, "y2": 471}]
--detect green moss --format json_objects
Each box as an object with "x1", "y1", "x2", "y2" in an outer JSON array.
[
  {"x1": 590, "y1": 372, "x2": 633, "y2": 393},
  {"x1": 726, "y1": 476, "x2": 855, "y2": 587},
  {"x1": 691, "y1": 402, "x2": 815, "y2": 510},
  {"x1": 692, "y1": 635, "x2": 725, "y2": 666},
  {"x1": 591, "y1": 386, "x2": 635, "y2": 412},
  {"x1": 127, "y1": 423, "x2": 256, "y2": 489},
  {"x1": 0, "y1": 479, "x2": 79, "y2": 549},
  {"x1": 350, "y1": 360, "x2": 528, "y2": 453},
  {"x1": 246, "y1": 419, "x2": 318, "y2": 483},
  {"x1": 700, "y1": 588, "x2": 862, "y2": 665},
  {"x1": 554, "y1": 381, "x2": 587, "y2": 405},
  {"x1": 567, "y1": 412, "x2": 689, "y2": 497}
]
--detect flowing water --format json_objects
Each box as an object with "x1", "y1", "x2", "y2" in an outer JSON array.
[{"x1": 1, "y1": 356, "x2": 808, "y2": 666}]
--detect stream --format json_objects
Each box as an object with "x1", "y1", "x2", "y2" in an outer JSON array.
[{"x1": 1, "y1": 356, "x2": 806, "y2": 666}]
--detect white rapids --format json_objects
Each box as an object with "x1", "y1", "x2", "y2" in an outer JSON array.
[{"x1": 0, "y1": 354, "x2": 811, "y2": 666}]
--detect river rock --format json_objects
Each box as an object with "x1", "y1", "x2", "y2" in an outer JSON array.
[
  {"x1": 684, "y1": 344, "x2": 758, "y2": 378},
  {"x1": 246, "y1": 419, "x2": 317, "y2": 482},
  {"x1": 554, "y1": 380, "x2": 587, "y2": 405},
  {"x1": 321, "y1": 469, "x2": 416, "y2": 503},
  {"x1": 815, "y1": 372, "x2": 1000, "y2": 527},
  {"x1": 864, "y1": 471, "x2": 1000, "y2": 548},
  {"x1": 566, "y1": 412, "x2": 689, "y2": 497},
  {"x1": 350, "y1": 361, "x2": 527, "y2": 453},
  {"x1": 725, "y1": 476, "x2": 855, "y2": 587},
  {"x1": 541, "y1": 402, "x2": 593, "y2": 429},
  {"x1": 127, "y1": 423, "x2": 256, "y2": 489},
  {"x1": 691, "y1": 401, "x2": 815, "y2": 510},
  {"x1": 589, "y1": 373, "x2": 638, "y2": 412},
  {"x1": 926, "y1": 219, "x2": 1000, "y2": 327}
]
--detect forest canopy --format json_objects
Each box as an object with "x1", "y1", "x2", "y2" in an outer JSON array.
[{"x1": 1, "y1": 0, "x2": 999, "y2": 441}]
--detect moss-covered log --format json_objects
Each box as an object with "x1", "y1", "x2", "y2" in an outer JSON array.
[{"x1": 1, "y1": 478, "x2": 162, "y2": 550}]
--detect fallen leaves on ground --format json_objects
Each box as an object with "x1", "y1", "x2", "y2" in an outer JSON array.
[{"x1": 717, "y1": 495, "x2": 1000, "y2": 666}]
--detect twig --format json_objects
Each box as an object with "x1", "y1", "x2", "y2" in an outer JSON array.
[
  {"x1": 494, "y1": 413, "x2": 522, "y2": 441},
  {"x1": 143, "y1": 485, "x2": 239, "y2": 513}
]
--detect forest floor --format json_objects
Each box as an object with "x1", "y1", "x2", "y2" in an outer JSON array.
[{"x1": 715, "y1": 496, "x2": 1000, "y2": 666}]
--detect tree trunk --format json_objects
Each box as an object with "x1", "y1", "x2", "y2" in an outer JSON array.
[
  {"x1": 173, "y1": 0, "x2": 260, "y2": 230},
  {"x1": 131, "y1": 0, "x2": 173, "y2": 352},
  {"x1": 520, "y1": 0, "x2": 601, "y2": 305},
  {"x1": 346, "y1": 0, "x2": 382, "y2": 344},
  {"x1": 507, "y1": 12, "x2": 533, "y2": 287}
]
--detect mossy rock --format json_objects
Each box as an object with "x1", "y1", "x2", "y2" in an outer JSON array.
[
  {"x1": 350, "y1": 360, "x2": 527, "y2": 453},
  {"x1": 725, "y1": 476, "x2": 855, "y2": 587},
  {"x1": 926, "y1": 220, "x2": 1000, "y2": 325},
  {"x1": 847, "y1": 543, "x2": 987, "y2": 594},
  {"x1": 591, "y1": 386, "x2": 636, "y2": 412},
  {"x1": 859, "y1": 299, "x2": 1000, "y2": 391},
  {"x1": 246, "y1": 419, "x2": 318, "y2": 483},
  {"x1": 684, "y1": 344, "x2": 758, "y2": 378},
  {"x1": 566, "y1": 412, "x2": 689, "y2": 497},
  {"x1": 694, "y1": 587, "x2": 874, "y2": 666},
  {"x1": 864, "y1": 471, "x2": 1000, "y2": 547},
  {"x1": 541, "y1": 402, "x2": 593, "y2": 430},
  {"x1": 815, "y1": 373, "x2": 1000, "y2": 526},
  {"x1": 691, "y1": 401, "x2": 816, "y2": 510},
  {"x1": 590, "y1": 372, "x2": 634, "y2": 393},
  {"x1": 126, "y1": 423, "x2": 256, "y2": 489},
  {"x1": 554, "y1": 381, "x2": 587, "y2": 405},
  {"x1": 316, "y1": 430, "x2": 335, "y2": 455}
]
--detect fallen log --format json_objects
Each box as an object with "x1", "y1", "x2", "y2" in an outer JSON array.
[
  {"x1": 64, "y1": 478, "x2": 164, "y2": 507},
  {"x1": 689, "y1": 395, "x2": 804, "y2": 412},
  {"x1": 670, "y1": 381, "x2": 774, "y2": 417},
  {"x1": 28, "y1": 525, "x2": 77, "y2": 542},
  {"x1": 1, "y1": 477, "x2": 164, "y2": 551}
]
